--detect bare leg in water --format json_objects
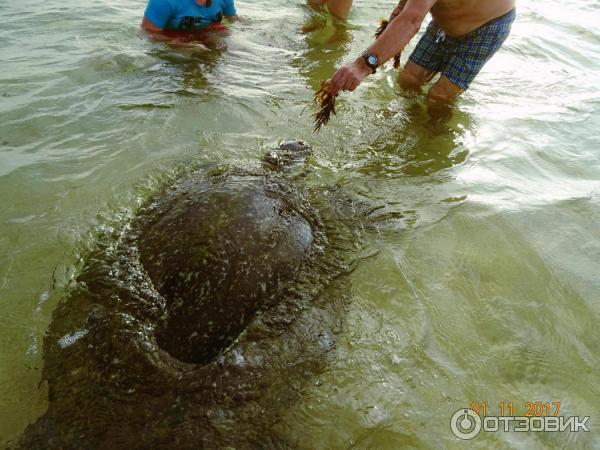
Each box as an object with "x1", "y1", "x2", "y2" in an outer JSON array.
[
  {"x1": 307, "y1": 0, "x2": 352, "y2": 19},
  {"x1": 398, "y1": 60, "x2": 463, "y2": 121}
]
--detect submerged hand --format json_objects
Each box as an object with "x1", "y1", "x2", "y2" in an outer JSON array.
[{"x1": 328, "y1": 60, "x2": 372, "y2": 96}]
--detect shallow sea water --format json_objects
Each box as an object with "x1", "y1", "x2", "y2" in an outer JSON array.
[{"x1": 1, "y1": 0, "x2": 599, "y2": 448}]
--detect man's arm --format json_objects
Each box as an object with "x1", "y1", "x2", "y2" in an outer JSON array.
[
  {"x1": 328, "y1": 0, "x2": 436, "y2": 95},
  {"x1": 388, "y1": 0, "x2": 409, "y2": 21},
  {"x1": 380, "y1": 0, "x2": 409, "y2": 68},
  {"x1": 369, "y1": 0, "x2": 433, "y2": 63}
]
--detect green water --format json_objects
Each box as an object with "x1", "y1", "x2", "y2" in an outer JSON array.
[{"x1": 1, "y1": 0, "x2": 599, "y2": 447}]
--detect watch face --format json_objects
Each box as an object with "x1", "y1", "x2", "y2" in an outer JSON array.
[{"x1": 367, "y1": 54, "x2": 378, "y2": 66}]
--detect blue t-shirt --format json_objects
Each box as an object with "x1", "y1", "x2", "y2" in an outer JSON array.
[{"x1": 144, "y1": 0, "x2": 236, "y2": 31}]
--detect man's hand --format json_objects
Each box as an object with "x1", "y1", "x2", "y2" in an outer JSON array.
[{"x1": 329, "y1": 59, "x2": 372, "y2": 96}]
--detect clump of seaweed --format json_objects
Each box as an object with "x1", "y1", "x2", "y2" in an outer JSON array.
[
  {"x1": 373, "y1": 18, "x2": 401, "y2": 69},
  {"x1": 311, "y1": 80, "x2": 336, "y2": 133},
  {"x1": 373, "y1": 18, "x2": 389, "y2": 39}
]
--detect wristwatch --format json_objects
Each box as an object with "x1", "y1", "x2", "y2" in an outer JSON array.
[{"x1": 360, "y1": 51, "x2": 379, "y2": 74}]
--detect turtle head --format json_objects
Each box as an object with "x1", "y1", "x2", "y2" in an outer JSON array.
[{"x1": 263, "y1": 140, "x2": 312, "y2": 170}]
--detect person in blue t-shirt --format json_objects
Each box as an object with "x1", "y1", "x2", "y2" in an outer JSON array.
[{"x1": 142, "y1": 0, "x2": 237, "y2": 36}]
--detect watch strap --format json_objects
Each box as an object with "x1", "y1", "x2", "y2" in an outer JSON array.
[{"x1": 360, "y1": 51, "x2": 378, "y2": 74}]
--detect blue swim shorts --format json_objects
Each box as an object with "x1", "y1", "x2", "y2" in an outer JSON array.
[{"x1": 409, "y1": 9, "x2": 516, "y2": 90}]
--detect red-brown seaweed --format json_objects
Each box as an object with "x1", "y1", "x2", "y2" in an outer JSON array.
[{"x1": 311, "y1": 80, "x2": 336, "y2": 133}]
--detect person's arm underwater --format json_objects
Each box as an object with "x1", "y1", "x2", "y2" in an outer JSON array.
[
  {"x1": 329, "y1": 0, "x2": 436, "y2": 95},
  {"x1": 141, "y1": 16, "x2": 202, "y2": 47},
  {"x1": 141, "y1": 16, "x2": 197, "y2": 47}
]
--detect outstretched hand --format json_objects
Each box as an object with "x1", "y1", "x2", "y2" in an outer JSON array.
[{"x1": 328, "y1": 59, "x2": 372, "y2": 96}]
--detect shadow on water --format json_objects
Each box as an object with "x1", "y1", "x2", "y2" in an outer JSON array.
[{"x1": 354, "y1": 92, "x2": 472, "y2": 179}]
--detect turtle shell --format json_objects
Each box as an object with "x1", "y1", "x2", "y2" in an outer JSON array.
[
  {"x1": 138, "y1": 171, "x2": 314, "y2": 364},
  {"x1": 21, "y1": 156, "x2": 367, "y2": 449}
]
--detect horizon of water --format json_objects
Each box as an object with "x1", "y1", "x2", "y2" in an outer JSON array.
[{"x1": 1, "y1": 0, "x2": 599, "y2": 448}]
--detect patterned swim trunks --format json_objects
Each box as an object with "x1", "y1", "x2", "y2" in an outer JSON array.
[{"x1": 409, "y1": 9, "x2": 516, "y2": 90}]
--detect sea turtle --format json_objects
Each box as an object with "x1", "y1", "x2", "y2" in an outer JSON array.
[{"x1": 21, "y1": 141, "x2": 371, "y2": 449}]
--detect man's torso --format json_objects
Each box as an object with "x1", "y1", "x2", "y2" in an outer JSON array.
[{"x1": 430, "y1": 0, "x2": 516, "y2": 37}]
